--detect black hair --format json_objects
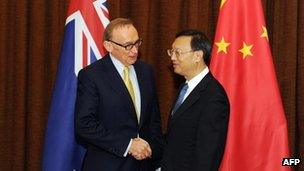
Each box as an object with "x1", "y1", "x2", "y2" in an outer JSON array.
[{"x1": 175, "y1": 29, "x2": 212, "y2": 66}]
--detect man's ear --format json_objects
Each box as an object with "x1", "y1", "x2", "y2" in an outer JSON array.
[
  {"x1": 103, "y1": 41, "x2": 112, "y2": 52},
  {"x1": 194, "y1": 50, "x2": 204, "y2": 63}
]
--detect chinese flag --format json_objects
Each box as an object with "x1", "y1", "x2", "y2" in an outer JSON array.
[{"x1": 210, "y1": 0, "x2": 291, "y2": 170}]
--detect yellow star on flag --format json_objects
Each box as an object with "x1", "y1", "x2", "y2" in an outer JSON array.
[
  {"x1": 220, "y1": 0, "x2": 227, "y2": 8},
  {"x1": 215, "y1": 37, "x2": 230, "y2": 54},
  {"x1": 261, "y1": 26, "x2": 269, "y2": 41},
  {"x1": 239, "y1": 42, "x2": 253, "y2": 59}
]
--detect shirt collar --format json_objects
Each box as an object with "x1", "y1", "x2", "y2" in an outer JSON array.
[
  {"x1": 186, "y1": 66, "x2": 209, "y2": 90},
  {"x1": 110, "y1": 53, "x2": 134, "y2": 77}
]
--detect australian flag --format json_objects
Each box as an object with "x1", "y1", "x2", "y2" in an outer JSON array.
[{"x1": 42, "y1": 0, "x2": 109, "y2": 170}]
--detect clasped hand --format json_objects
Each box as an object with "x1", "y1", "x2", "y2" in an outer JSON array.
[{"x1": 128, "y1": 137, "x2": 152, "y2": 160}]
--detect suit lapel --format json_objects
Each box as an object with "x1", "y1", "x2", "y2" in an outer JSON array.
[
  {"x1": 100, "y1": 55, "x2": 138, "y2": 122},
  {"x1": 168, "y1": 73, "x2": 213, "y2": 132},
  {"x1": 167, "y1": 84, "x2": 184, "y2": 126},
  {"x1": 134, "y1": 62, "x2": 147, "y2": 128}
]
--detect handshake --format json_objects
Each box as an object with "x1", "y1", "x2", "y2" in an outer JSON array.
[{"x1": 128, "y1": 137, "x2": 152, "y2": 160}]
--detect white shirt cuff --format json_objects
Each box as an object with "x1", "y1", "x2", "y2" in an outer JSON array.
[{"x1": 123, "y1": 139, "x2": 133, "y2": 157}]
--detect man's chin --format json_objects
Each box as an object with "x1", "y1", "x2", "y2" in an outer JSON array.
[
  {"x1": 128, "y1": 58, "x2": 137, "y2": 65},
  {"x1": 173, "y1": 68, "x2": 181, "y2": 75},
  {"x1": 128, "y1": 59, "x2": 136, "y2": 65}
]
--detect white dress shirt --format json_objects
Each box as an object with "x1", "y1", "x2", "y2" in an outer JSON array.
[
  {"x1": 182, "y1": 67, "x2": 209, "y2": 103},
  {"x1": 110, "y1": 54, "x2": 141, "y2": 157}
]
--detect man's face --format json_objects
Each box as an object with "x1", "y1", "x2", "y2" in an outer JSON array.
[
  {"x1": 170, "y1": 36, "x2": 196, "y2": 78},
  {"x1": 106, "y1": 25, "x2": 140, "y2": 66}
]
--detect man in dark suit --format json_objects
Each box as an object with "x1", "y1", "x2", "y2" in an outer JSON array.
[
  {"x1": 162, "y1": 29, "x2": 230, "y2": 171},
  {"x1": 75, "y1": 18, "x2": 163, "y2": 171}
]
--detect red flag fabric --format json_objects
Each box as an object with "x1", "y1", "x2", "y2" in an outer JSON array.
[{"x1": 210, "y1": 0, "x2": 290, "y2": 170}]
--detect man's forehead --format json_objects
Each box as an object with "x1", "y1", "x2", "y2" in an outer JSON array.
[
  {"x1": 112, "y1": 25, "x2": 138, "y2": 41},
  {"x1": 112, "y1": 25, "x2": 137, "y2": 35},
  {"x1": 173, "y1": 36, "x2": 191, "y2": 48}
]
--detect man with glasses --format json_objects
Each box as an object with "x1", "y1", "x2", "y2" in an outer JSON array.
[
  {"x1": 75, "y1": 18, "x2": 163, "y2": 171},
  {"x1": 162, "y1": 29, "x2": 230, "y2": 171}
]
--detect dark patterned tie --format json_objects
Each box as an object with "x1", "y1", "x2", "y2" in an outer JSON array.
[{"x1": 171, "y1": 83, "x2": 188, "y2": 115}]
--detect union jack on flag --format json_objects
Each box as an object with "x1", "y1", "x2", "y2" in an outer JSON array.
[{"x1": 42, "y1": 0, "x2": 109, "y2": 170}]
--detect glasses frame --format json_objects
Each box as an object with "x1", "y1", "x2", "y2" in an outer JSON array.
[
  {"x1": 108, "y1": 38, "x2": 143, "y2": 51},
  {"x1": 167, "y1": 48, "x2": 195, "y2": 58}
]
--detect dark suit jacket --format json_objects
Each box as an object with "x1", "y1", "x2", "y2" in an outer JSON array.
[
  {"x1": 75, "y1": 54, "x2": 163, "y2": 171},
  {"x1": 162, "y1": 72, "x2": 229, "y2": 171}
]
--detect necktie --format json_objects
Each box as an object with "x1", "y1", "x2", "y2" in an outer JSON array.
[
  {"x1": 171, "y1": 83, "x2": 188, "y2": 115},
  {"x1": 123, "y1": 66, "x2": 139, "y2": 122}
]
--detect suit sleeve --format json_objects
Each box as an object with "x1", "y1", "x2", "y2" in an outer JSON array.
[
  {"x1": 75, "y1": 69, "x2": 131, "y2": 157},
  {"x1": 196, "y1": 92, "x2": 229, "y2": 171}
]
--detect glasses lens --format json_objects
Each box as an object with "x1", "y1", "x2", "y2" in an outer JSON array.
[
  {"x1": 167, "y1": 49, "x2": 182, "y2": 57},
  {"x1": 167, "y1": 49, "x2": 173, "y2": 56},
  {"x1": 125, "y1": 39, "x2": 142, "y2": 50},
  {"x1": 137, "y1": 39, "x2": 142, "y2": 47},
  {"x1": 175, "y1": 49, "x2": 181, "y2": 57},
  {"x1": 125, "y1": 44, "x2": 133, "y2": 50}
]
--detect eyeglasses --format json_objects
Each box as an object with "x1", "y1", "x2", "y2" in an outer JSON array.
[
  {"x1": 167, "y1": 49, "x2": 194, "y2": 58},
  {"x1": 108, "y1": 38, "x2": 143, "y2": 51}
]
